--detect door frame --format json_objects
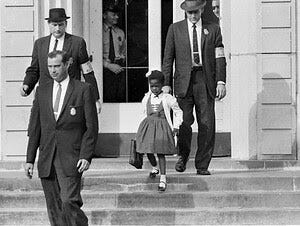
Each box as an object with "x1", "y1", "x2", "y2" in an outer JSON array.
[{"x1": 88, "y1": 0, "x2": 162, "y2": 134}]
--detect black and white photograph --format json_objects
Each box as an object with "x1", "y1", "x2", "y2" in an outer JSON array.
[{"x1": 0, "y1": 0, "x2": 299, "y2": 225}]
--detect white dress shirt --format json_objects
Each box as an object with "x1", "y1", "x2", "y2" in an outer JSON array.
[
  {"x1": 53, "y1": 76, "x2": 69, "y2": 119},
  {"x1": 187, "y1": 19, "x2": 202, "y2": 66},
  {"x1": 49, "y1": 34, "x2": 65, "y2": 52}
]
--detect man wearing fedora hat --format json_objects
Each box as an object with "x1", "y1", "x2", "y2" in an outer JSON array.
[
  {"x1": 21, "y1": 8, "x2": 101, "y2": 113},
  {"x1": 162, "y1": 0, "x2": 226, "y2": 175}
]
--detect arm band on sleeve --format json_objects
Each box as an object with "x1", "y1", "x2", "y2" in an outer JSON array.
[
  {"x1": 81, "y1": 61, "x2": 93, "y2": 74},
  {"x1": 215, "y1": 47, "x2": 225, "y2": 58}
]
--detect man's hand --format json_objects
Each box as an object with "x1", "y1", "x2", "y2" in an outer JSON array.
[
  {"x1": 95, "y1": 100, "x2": 101, "y2": 114},
  {"x1": 77, "y1": 159, "x2": 90, "y2": 173},
  {"x1": 162, "y1": 86, "x2": 172, "y2": 94},
  {"x1": 20, "y1": 85, "x2": 29, "y2": 97},
  {"x1": 107, "y1": 63, "x2": 124, "y2": 74},
  {"x1": 216, "y1": 84, "x2": 226, "y2": 100},
  {"x1": 24, "y1": 163, "x2": 34, "y2": 179}
]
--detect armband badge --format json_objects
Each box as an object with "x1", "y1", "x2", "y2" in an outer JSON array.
[
  {"x1": 81, "y1": 61, "x2": 93, "y2": 74},
  {"x1": 215, "y1": 47, "x2": 225, "y2": 58}
]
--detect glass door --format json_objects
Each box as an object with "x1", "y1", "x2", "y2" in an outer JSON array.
[{"x1": 103, "y1": 0, "x2": 149, "y2": 103}]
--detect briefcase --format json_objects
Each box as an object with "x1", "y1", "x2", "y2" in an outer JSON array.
[{"x1": 129, "y1": 139, "x2": 143, "y2": 169}]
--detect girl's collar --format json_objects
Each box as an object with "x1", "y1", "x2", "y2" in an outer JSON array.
[{"x1": 152, "y1": 91, "x2": 163, "y2": 98}]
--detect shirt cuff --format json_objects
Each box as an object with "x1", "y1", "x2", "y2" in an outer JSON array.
[
  {"x1": 217, "y1": 81, "x2": 226, "y2": 85},
  {"x1": 103, "y1": 60, "x2": 110, "y2": 68}
]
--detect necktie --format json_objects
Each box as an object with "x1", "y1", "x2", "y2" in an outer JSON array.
[
  {"x1": 192, "y1": 24, "x2": 200, "y2": 64},
  {"x1": 53, "y1": 83, "x2": 62, "y2": 120},
  {"x1": 154, "y1": 91, "x2": 162, "y2": 98},
  {"x1": 53, "y1": 39, "x2": 58, "y2": 51},
  {"x1": 108, "y1": 27, "x2": 115, "y2": 62}
]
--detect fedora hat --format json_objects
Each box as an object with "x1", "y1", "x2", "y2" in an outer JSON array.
[
  {"x1": 180, "y1": 0, "x2": 206, "y2": 11},
  {"x1": 45, "y1": 8, "x2": 70, "y2": 22}
]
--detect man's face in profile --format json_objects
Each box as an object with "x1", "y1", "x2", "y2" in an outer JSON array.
[{"x1": 103, "y1": 11, "x2": 119, "y2": 26}]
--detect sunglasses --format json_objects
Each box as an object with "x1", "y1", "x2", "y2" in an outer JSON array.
[{"x1": 212, "y1": 6, "x2": 220, "y2": 10}]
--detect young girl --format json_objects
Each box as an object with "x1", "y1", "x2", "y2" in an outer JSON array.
[{"x1": 136, "y1": 70, "x2": 183, "y2": 192}]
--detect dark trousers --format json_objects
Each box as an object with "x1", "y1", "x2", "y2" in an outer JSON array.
[
  {"x1": 177, "y1": 68, "x2": 215, "y2": 170},
  {"x1": 41, "y1": 153, "x2": 88, "y2": 226},
  {"x1": 103, "y1": 68, "x2": 126, "y2": 102}
]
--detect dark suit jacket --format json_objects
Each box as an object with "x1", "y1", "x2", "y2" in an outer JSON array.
[
  {"x1": 26, "y1": 78, "x2": 98, "y2": 178},
  {"x1": 162, "y1": 19, "x2": 226, "y2": 99},
  {"x1": 24, "y1": 33, "x2": 100, "y2": 100}
]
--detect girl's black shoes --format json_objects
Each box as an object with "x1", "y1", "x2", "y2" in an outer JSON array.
[{"x1": 149, "y1": 169, "x2": 159, "y2": 178}]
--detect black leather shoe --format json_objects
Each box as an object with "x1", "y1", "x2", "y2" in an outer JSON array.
[
  {"x1": 175, "y1": 157, "x2": 187, "y2": 172},
  {"x1": 149, "y1": 169, "x2": 159, "y2": 178},
  {"x1": 196, "y1": 170, "x2": 211, "y2": 175}
]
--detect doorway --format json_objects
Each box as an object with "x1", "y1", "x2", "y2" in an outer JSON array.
[{"x1": 88, "y1": 0, "x2": 231, "y2": 157}]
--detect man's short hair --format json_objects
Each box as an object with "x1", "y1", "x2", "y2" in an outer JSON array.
[{"x1": 48, "y1": 50, "x2": 69, "y2": 64}]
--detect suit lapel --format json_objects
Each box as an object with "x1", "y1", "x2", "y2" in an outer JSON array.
[
  {"x1": 201, "y1": 24, "x2": 207, "y2": 50},
  {"x1": 58, "y1": 78, "x2": 74, "y2": 121},
  {"x1": 43, "y1": 36, "x2": 51, "y2": 77},
  {"x1": 43, "y1": 80, "x2": 56, "y2": 122},
  {"x1": 43, "y1": 35, "x2": 51, "y2": 55},
  {"x1": 63, "y1": 33, "x2": 72, "y2": 53},
  {"x1": 182, "y1": 20, "x2": 192, "y2": 61}
]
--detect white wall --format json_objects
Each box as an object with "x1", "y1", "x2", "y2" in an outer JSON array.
[{"x1": 230, "y1": 0, "x2": 259, "y2": 159}]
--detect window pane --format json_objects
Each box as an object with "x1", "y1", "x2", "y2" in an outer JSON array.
[
  {"x1": 128, "y1": 68, "x2": 148, "y2": 102},
  {"x1": 102, "y1": 0, "x2": 127, "y2": 103},
  {"x1": 103, "y1": 0, "x2": 148, "y2": 103},
  {"x1": 126, "y1": 0, "x2": 149, "y2": 102}
]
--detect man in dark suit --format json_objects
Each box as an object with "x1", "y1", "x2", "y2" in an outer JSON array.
[
  {"x1": 24, "y1": 50, "x2": 98, "y2": 226},
  {"x1": 162, "y1": 0, "x2": 226, "y2": 175},
  {"x1": 21, "y1": 8, "x2": 101, "y2": 113}
]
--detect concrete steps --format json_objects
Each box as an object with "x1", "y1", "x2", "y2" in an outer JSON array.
[
  {"x1": 2, "y1": 190, "x2": 300, "y2": 209},
  {"x1": 1, "y1": 207, "x2": 300, "y2": 225},
  {"x1": 1, "y1": 157, "x2": 300, "y2": 171},
  {"x1": 1, "y1": 158, "x2": 300, "y2": 225},
  {"x1": 1, "y1": 170, "x2": 300, "y2": 192}
]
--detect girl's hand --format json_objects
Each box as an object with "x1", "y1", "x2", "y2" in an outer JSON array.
[{"x1": 173, "y1": 128, "x2": 179, "y2": 137}]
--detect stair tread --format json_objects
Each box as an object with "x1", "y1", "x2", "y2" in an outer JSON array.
[
  {"x1": 2, "y1": 207, "x2": 300, "y2": 212},
  {"x1": 1, "y1": 190, "x2": 300, "y2": 195},
  {"x1": 2, "y1": 157, "x2": 300, "y2": 171},
  {"x1": 1, "y1": 168, "x2": 300, "y2": 178}
]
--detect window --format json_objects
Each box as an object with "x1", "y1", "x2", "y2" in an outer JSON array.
[{"x1": 103, "y1": 0, "x2": 148, "y2": 103}]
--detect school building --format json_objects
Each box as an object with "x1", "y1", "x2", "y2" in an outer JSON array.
[{"x1": 0, "y1": 0, "x2": 298, "y2": 161}]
